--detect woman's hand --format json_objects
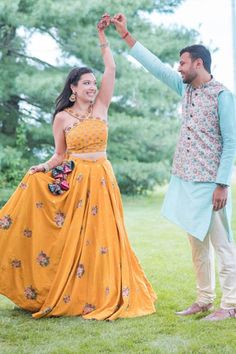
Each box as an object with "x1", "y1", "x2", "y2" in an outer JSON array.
[
  {"x1": 97, "y1": 13, "x2": 111, "y2": 31},
  {"x1": 28, "y1": 164, "x2": 46, "y2": 175}
]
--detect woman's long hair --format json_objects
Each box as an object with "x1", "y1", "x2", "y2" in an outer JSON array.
[{"x1": 52, "y1": 67, "x2": 94, "y2": 121}]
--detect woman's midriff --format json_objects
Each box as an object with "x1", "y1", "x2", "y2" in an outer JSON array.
[{"x1": 68, "y1": 151, "x2": 107, "y2": 160}]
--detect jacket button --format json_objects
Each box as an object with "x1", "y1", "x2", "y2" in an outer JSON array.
[
  {"x1": 187, "y1": 149, "x2": 190, "y2": 152},
  {"x1": 192, "y1": 103, "x2": 195, "y2": 106},
  {"x1": 187, "y1": 137, "x2": 191, "y2": 140}
]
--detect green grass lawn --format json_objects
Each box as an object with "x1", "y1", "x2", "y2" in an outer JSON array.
[{"x1": 0, "y1": 186, "x2": 236, "y2": 354}]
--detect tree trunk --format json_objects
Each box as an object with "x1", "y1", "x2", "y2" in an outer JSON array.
[{"x1": 0, "y1": 25, "x2": 19, "y2": 137}]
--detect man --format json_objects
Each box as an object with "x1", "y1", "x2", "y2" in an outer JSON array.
[{"x1": 112, "y1": 13, "x2": 236, "y2": 321}]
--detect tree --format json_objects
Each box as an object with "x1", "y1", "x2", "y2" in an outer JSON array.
[{"x1": 0, "y1": 0, "x2": 197, "y2": 197}]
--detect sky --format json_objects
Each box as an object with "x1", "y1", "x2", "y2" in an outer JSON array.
[{"x1": 27, "y1": 0, "x2": 235, "y2": 92}]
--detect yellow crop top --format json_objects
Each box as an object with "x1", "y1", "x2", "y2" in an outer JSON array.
[{"x1": 64, "y1": 110, "x2": 108, "y2": 154}]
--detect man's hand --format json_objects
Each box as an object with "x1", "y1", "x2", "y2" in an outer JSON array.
[
  {"x1": 212, "y1": 185, "x2": 228, "y2": 211},
  {"x1": 111, "y1": 13, "x2": 128, "y2": 37}
]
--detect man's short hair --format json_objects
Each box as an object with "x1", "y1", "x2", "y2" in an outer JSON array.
[{"x1": 180, "y1": 45, "x2": 212, "y2": 74}]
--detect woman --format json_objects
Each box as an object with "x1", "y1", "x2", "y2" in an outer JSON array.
[{"x1": 0, "y1": 15, "x2": 156, "y2": 320}]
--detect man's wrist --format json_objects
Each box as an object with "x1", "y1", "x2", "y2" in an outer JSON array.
[
  {"x1": 118, "y1": 29, "x2": 128, "y2": 38},
  {"x1": 122, "y1": 31, "x2": 129, "y2": 39},
  {"x1": 216, "y1": 183, "x2": 229, "y2": 188}
]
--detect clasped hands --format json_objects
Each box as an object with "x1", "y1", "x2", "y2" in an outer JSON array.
[{"x1": 97, "y1": 13, "x2": 127, "y2": 35}]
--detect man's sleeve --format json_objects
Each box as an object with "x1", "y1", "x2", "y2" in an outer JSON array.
[
  {"x1": 130, "y1": 41, "x2": 185, "y2": 97},
  {"x1": 216, "y1": 90, "x2": 236, "y2": 186}
]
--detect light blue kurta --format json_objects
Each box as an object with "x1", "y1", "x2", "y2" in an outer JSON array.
[
  {"x1": 130, "y1": 42, "x2": 236, "y2": 241},
  {"x1": 161, "y1": 175, "x2": 232, "y2": 241}
]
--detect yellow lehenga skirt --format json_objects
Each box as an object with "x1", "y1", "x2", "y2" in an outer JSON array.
[{"x1": 0, "y1": 157, "x2": 156, "y2": 320}]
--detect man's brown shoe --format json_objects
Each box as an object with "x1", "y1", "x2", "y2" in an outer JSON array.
[
  {"x1": 176, "y1": 302, "x2": 214, "y2": 316},
  {"x1": 202, "y1": 308, "x2": 236, "y2": 321}
]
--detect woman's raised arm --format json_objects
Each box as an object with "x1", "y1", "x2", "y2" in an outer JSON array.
[{"x1": 95, "y1": 14, "x2": 116, "y2": 111}]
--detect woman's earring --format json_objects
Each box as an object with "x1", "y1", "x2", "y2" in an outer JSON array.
[{"x1": 69, "y1": 92, "x2": 76, "y2": 102}]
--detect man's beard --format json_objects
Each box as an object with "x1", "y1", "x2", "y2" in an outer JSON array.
[{"x1": 182, "y1": 71, "x2": 197, "y2": 84}]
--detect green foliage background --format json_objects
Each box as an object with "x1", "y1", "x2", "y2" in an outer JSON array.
[{"x1": 0, "y1": 0, "x2": 198, "y2": 199}]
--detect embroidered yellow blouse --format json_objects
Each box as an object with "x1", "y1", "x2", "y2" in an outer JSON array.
[{"x1": 65, "y1": 117, "x2": 108, "y2": 155}]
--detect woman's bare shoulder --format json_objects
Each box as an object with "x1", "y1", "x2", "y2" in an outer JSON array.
[
  {"x1": 54, "y1": 111, "x2": 68, "y2": 122},
  {"x1": 53, "y1": 111, "x2": 70, "y2": 129}
]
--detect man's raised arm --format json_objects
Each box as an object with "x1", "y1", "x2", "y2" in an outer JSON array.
[{"x1": 112, "y1": 13, "x2": 185, "y2": 97}]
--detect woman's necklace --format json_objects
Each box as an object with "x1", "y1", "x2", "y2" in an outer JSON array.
[{"x1": 65, "y1": 104, "x2": 93, "y2": 121}]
